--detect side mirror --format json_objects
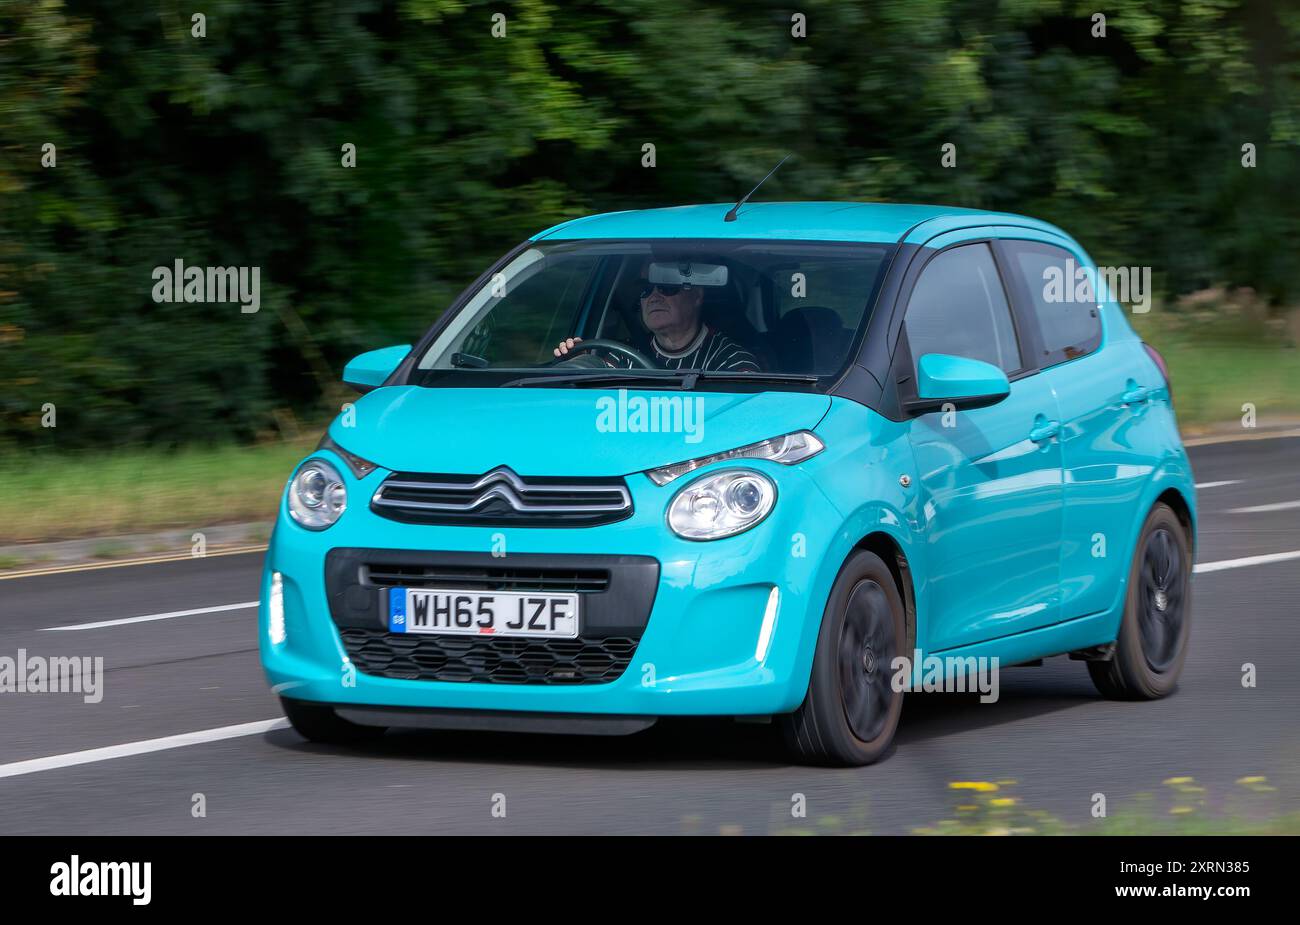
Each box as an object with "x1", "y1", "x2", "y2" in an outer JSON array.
[
  {"x1": 342, "y1": 344, "x2": 411, "y2": 393},
  {"x1": 906, "y1": 353, "x2": 1010, "y2": 414}
]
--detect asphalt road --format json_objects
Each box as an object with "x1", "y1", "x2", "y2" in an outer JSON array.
[{"x1": 1, "y1": 437, "x2": 1297, "y2": 835}]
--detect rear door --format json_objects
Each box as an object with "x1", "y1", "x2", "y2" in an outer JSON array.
[
  {"x1": 997, "y1": 237, "x2": 1165, "y2": 621},
  {"x1": 898, "y1": 237, "x2": 1065, "y2": 652}
]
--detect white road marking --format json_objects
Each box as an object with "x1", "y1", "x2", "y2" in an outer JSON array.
[
  {"x1": 1195, "y1": 550, "x2": 1300, "y2": 574},
  {"x1": 1195, "y1": 480, "x2": 1241, "y2": 489},
  {"x1": 0, "y1": 718, "x2": 288, "y2": 780},
  {"x1": 1227, "y1": 500, "x2": 1300, "y2": 514},
  {"x1": 30, "y1": 533, "x2": 1300, "y2": 634},
  {"x1": 0, "y1": 547, "x2": 1294, "y2": 782},
  {"x1": 40, "y1": 600, "x2": 258, "y2": 632}
]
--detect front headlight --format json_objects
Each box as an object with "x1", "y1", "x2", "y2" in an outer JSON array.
[
  {"x1": 288, "y1": 458, "x2": 347, "y2": 530},
  {"x1": 667, "y1": 469, "x2": 776, "y2": 540},
  {"x1": 646, "y1": 430, "x2": 824, "y2": 486},
  {"x1": 316, "y1": 433, "x2": 377, "y2": 478}
]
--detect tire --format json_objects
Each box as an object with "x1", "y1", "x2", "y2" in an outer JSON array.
[
  {"x1": 1088, "y1": 502, "x2": 1192, "y2": 700},
  {"x1": 780, "y1": 549, "x2": 906, "y2": 766},
  {"x1": 280, "y1": 697, "x2": 387, "y2": 746}
]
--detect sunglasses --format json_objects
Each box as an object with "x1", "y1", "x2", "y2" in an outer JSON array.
[{"x1": 637, "y1": 279, "x2": 690, "y2": 299}]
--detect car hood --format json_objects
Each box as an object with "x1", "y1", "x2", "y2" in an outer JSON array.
[{"x1": 329, "y1": 386, "x2": 831, "y2": 477}]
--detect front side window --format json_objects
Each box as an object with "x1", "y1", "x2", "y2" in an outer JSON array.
[
  {"x1": 414, "y1": 239, "x2": 892, "y2": 388},
  {"x1": 454, "y1": 252, "x2": 599, "y2": 368},
  {"x1": 903, "y1": 243, "x2": 1022, "y2": 374}
]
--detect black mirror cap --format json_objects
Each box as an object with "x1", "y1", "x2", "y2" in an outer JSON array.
[{"x1": 902, "y1": 391, "x2": 1010, "y2": 416}]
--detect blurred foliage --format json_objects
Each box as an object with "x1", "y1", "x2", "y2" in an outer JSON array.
[{"x1": 1, "y1": 0, "x2": 1297, "y2": 449}]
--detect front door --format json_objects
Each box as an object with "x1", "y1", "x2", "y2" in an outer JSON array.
[{"x1": 900, "y1": 241, "x2": 1065, "y2": 651}]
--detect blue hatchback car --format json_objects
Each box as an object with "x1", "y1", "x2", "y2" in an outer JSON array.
[{"x1": 260, "y1": 202, "x2": 1196, "y2": 765}]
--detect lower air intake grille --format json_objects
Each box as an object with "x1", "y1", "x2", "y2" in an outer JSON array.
[
  {"x1": 339, "y1": 628, "x2": 640, "y2": 685},
  {"x1": 324, "y1": 549, "x2": 659, "y2": 686},
  {"x1": 364, "y1": 563, "x2": 609, "y2": 594}
]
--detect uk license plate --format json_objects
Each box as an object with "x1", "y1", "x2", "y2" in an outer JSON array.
[{"x1": 388, "y1": 588, "x2": 579, "y2": 639}]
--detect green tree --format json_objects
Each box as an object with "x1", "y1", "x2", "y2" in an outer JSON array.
[{"x1": 1, "y1": 0, "x2": 1296, "y2": 451}]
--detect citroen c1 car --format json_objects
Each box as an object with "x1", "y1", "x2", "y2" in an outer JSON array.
[{"x1": 260, "y1": 202, "x2": 1196, "y2": 766}]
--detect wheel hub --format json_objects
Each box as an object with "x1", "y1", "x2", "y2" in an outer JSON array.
[
  {"x1": 837, "y1": 580, "x2": 898, "y2": 743},
  {"x1": 1138, "y1": 526, "x2": 1186, "y2": 673}
]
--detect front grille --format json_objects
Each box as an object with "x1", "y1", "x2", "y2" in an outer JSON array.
[
  {"x1": 340, "y1": 628, "x2": 639, "y2": 684},
  {"x1": 325, "y1": 549, "x2": 659, "y2": 686},
  {"x1": 371, "y1": 466, "x2": 632, "y2": 527},
  {"x1": 365, "y1": 563, "x2": 609, "y2": 594}
]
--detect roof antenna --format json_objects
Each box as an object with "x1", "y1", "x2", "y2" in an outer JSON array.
[{"x1": 724, "y1": 153, "x2": 792, "y2": 222}]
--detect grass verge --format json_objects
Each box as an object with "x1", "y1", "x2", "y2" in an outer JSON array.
[
  {"x1": 0, "y1": 438, "x2": 316, "y2": 545},
  {"x1": 2, "y1": 305, "x2": 1296, "y2": 546},
  {"x1": 766, "y1": 776, "x2": 1297, "y2": 835},
  {"x1": 1130, "y1": 307, "x2": 1299, "y2": 429}
]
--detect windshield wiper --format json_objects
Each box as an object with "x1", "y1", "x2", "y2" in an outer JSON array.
[
  {"x1": 689, "y1": 371, "x2": 820, "y2": 385},
  {"x1": 500, "y1": 369, "x2": 820, "y2": 389},
  {"x1": 500, "y1": 370, "x2": 693, "y2": 389}
]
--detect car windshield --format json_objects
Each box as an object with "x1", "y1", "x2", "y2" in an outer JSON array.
[{"x1": 412, "y1": 239, "x2": 892, "y2": 388}]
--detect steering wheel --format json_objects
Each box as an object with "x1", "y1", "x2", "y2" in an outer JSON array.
[{"x1": 551, "y1": 337, "x2": 657, "y2": 369}]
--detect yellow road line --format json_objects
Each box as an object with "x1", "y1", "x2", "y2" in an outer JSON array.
[
  {"x1": 1183, "y1": 427, "x2": 1300, "y2": 447},
  {"x1": 0, "y1": 544, "x2": 267, "y2": 581}
]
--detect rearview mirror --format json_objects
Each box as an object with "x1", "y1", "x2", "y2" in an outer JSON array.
[
  {"x1": 343, "y1": 344, "x2": 411, "y2": 393},
  {"x1": 648, "y1": 261, "x2": 728, "y2": 287},
  {"x1": 906, "y1": 353, "x2": 1010, "y2": 414}
]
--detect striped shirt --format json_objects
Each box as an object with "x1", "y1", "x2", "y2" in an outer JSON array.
[{"x1": 614, "y1": 325, "x2": 760, "y2": 372}]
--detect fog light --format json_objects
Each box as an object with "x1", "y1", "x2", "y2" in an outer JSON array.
[
  {"x1": 755, "y1": 586, "x2": 780, "y2": 662},
  {"x1": 268, "y1": 571, "x2": 286, "y2": 645}
]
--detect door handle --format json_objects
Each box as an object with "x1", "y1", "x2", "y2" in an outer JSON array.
[
  {"x1": 1122, "y1": 385, "x2": 1151, "y2": 405},
  {"x1": 1029, "y1": 420, "x2": 1061, "y2": 443}
]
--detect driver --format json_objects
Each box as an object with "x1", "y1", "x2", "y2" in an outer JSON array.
[{"x1": 553, "y1": 264, "x2": 761, "y2": 372}]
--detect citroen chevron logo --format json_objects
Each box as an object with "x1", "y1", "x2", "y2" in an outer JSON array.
[
  {"x1": 470, "y1": 468, "x2": 532, "y2": 511},
  {"x1": 373, "y1": 466, "x2": 631, "y2": 515}
]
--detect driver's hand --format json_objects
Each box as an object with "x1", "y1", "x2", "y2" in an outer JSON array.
[{"x1": 553, "y1": 337, "x2": 583, "y2": 358}]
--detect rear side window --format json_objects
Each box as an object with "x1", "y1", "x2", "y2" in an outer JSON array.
[
  {"x1": 903, "y1": 243, "x2": 1022, "y2": 374},
  {"x1": 1004, "y1": 240, "x2": 1102, "y2": 366}
]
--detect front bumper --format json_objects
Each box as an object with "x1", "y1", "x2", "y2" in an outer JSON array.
[{"x1": 260, "y1": 456, "x2": 842, "y2": 717}]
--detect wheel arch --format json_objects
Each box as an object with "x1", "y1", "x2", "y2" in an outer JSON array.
[
  {"x1": 853, "y1": 531, "x2": 917, "y2": 654},
  {"x1": 1155, "y1": 486, "x2": 1196, "y2": 556},
  {"x1": 1100, "y1": 468, "x2": 1198, "y2": 632}
]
